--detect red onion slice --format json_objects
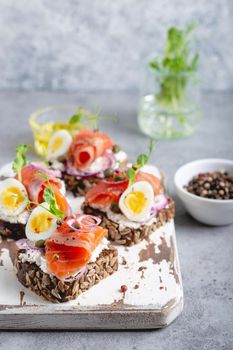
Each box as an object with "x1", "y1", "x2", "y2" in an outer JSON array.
[
  {"x1": 67, "y1": 215, "x2": 101, "y2": 232},
  {"x1": 16, "y1": 239, "x2": 45, "y2": 254},
  {"x1": 66, "y1": 204, "x2": 73, "y2": 217},
  {"x1": 76, "y1": 214, "x2": 101, "y2": 227},
  {"x1": 16, "y1": 239, "x2": 37, "y2": 250},
  {"x1": 65, "y1": 159, "x2": 99, "y2": 177},
  {"x1": 31, "y1": 162, "x2": 62, "y2": 178},
  {"x1": 151, "y1": 194, "x2": 168, "y2": 214}
]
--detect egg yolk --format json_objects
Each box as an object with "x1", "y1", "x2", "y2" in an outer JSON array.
[
  {"x1": 124, "y1": 191, "x2": 147, "y2": 215},
  {"x1": 1, "y1": 187, "x2": 25, "y2": 209},
  {"x1": 50, "y1": 137, "x2": 63, "y2": 152},
  {"x1": 30, "y1": 212, "x2": 53, "y2": 234}
]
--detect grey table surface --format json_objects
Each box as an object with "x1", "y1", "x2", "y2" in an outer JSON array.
[{"x1": 0, "y1": 91, "x2": 232, "y2": 350}]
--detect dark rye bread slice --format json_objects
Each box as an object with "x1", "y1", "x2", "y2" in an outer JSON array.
[
  {"x1": 83, "y1": 197, "x2": 175, "y2": 246},
  {"x1": 15, "y1": 246, "x2": 118, "y2": 303},
  {"x1": 62, "y1": 173, "x2": 102, "y2": 196},
  {"x1": 0, "y1": 220, "x2": 25, "y2": 240}
]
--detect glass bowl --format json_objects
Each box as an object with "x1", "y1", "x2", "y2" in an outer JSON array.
[{"x1": 29, "y1": 105, "x2": 97, "y2": 157}]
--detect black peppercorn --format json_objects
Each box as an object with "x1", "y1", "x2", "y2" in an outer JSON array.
[{"x1": 185, "y1": 171, "x2": 233, "y2": 200}]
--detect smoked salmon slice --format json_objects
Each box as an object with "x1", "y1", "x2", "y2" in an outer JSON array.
[
  {"x1": 69, "y1": 129, "x2": 113, "y2": 170},
  {"x1": 135, "y1": 171, "x2": 163, "y2": 195},
  {"x1": 19, "y1": 164, "x2": 70, "y2": 216},
  {"x1": 85, "y1": 171, "x2": 163, "y2": 210},
  {"x1": 45, "y1": 214, "x2": 107, "y2": 279},
  {"x1": 85, "y1": 178, "x2": 128, "y2": 209},
  {"x1": 49, "y1": 183, "x2": 70, "y2": 217}
]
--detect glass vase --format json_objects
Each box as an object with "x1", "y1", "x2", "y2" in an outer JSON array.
[{"x1": 138, "y1": 67, "x2": 201, "y2": 140}]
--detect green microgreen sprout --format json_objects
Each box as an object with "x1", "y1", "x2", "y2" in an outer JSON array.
[
  {"x1": 12, "y1": 144, "x2": 30, "y2": 182},
  {"x1": 149, "y1": 22, "x2": 199, "y2": 125},
  {"x1": 11, "y1": 160, "x2": 65, "y2": 219},
  {"x1": 23, "y1": 171, "x2": 64, "y2": 219},
  {"x1": 69, "y1": 106, "x2": 117, "y2": 130},
  {"x1": 126, "y1": 139, "x2": 155, "y2": 185},
  {"x1": 37, "y1": 171, "x2": 64, "y2": 219}
]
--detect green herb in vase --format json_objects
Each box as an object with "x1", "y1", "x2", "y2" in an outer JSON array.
[{"x1": 138, "y1": 23, "x2": 201, "y2": 140}]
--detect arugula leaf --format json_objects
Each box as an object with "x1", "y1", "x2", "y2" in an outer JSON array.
[
  {"x1": 12, "y1": 144, "x2": 30, "y2": 182},
  {"x1": 43, "y1": 188, "x2": 64, "y2": 219}
]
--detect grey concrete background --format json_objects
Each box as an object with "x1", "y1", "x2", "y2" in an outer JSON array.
[
  {"x1": 0, "y1": 0, "x2": 233, "y2": 92},
  {"x1": 0, "y1": 91, "x2": 232, "y2": 349}
]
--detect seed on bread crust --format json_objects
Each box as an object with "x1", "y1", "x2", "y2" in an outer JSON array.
[
  {"x1": 15, "y1": 246, "x2": 118, "y2": 303},
  {"x1": 82, "y1": 197, "x2": 175, "y2": 246}
]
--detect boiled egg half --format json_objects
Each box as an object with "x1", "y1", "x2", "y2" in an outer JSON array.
[
  {"x1": 0, "y1": 178, "x2": 28, "y2": 216},
  {"x1": 119, "y1": 181, "x2": 154, "y2": 222},
  {"x1": 47, "y1": 129, "x2": 72, "y2": 160},
  {"x1": 26, "y1": 203, "x2": 57, "y2": 241}
]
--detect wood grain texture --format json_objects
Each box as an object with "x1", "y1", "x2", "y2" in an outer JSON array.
[{"x1": 0, "y1": 300, "x2": 183, "y2": 329}]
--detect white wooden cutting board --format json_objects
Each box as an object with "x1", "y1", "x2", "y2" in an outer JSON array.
[{"x1": 0, "y1": 174, "x2": 183, "y2": 329}]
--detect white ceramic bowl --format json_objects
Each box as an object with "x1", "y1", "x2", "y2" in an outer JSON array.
[{"x1": 174, "y1": 159, "x2": 233, "y2": 226}]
